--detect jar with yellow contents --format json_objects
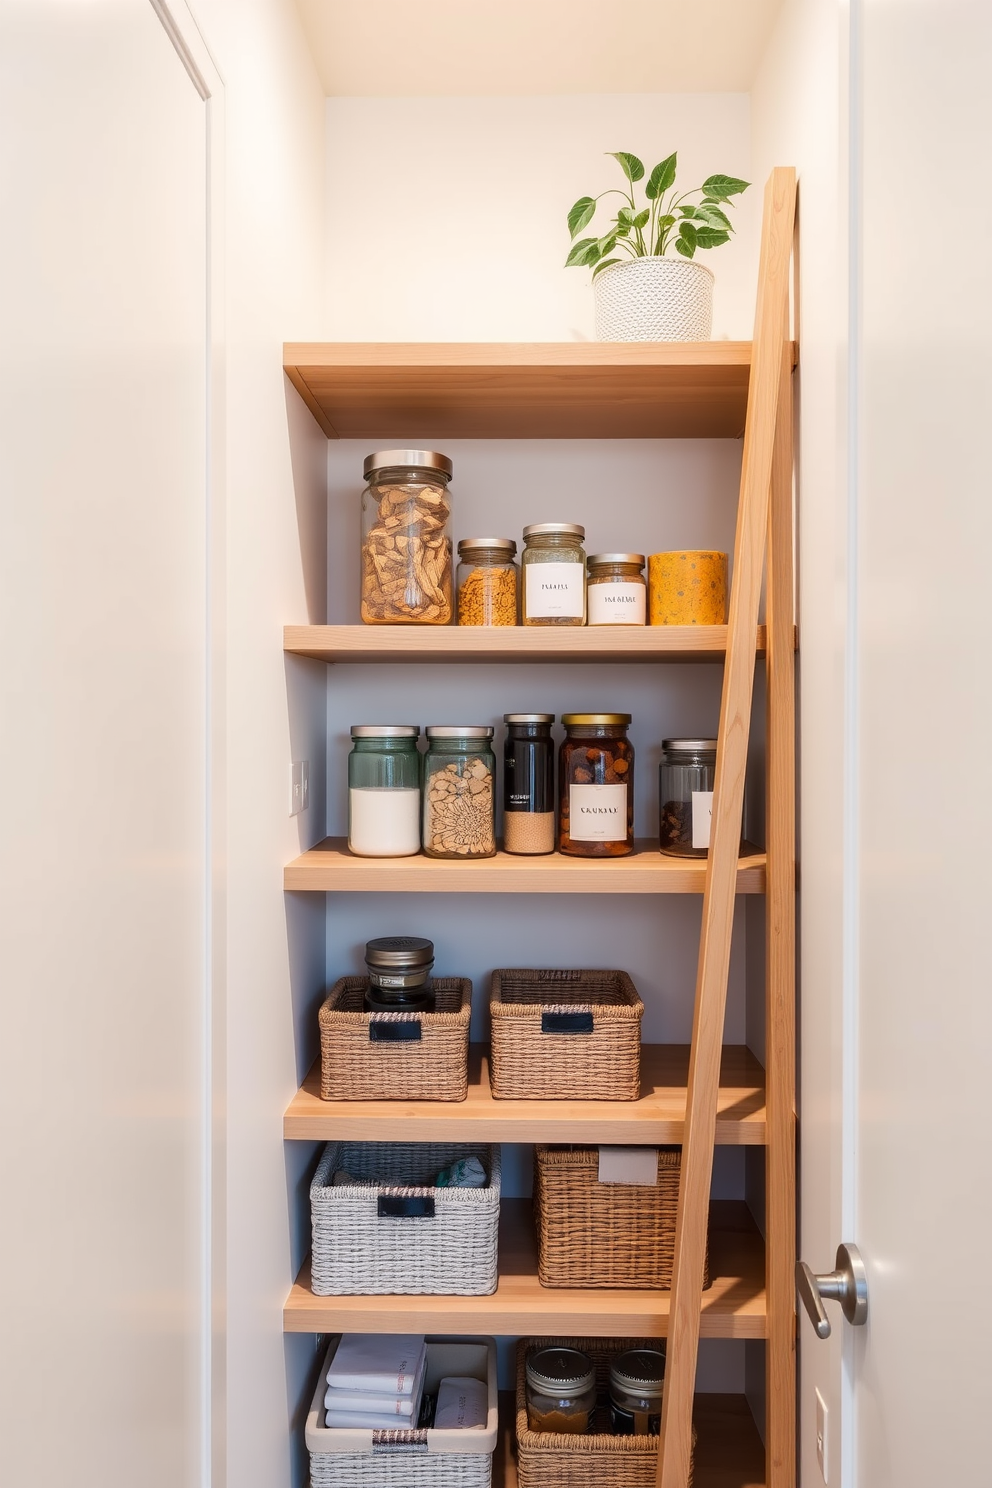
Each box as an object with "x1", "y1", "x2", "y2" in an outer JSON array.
[
  {"x1": 648, "y1": 550, "x2": 727, "y2": 626},
  {"x1": 456, "y1": 537, "x2": 518, "y2": 625}
]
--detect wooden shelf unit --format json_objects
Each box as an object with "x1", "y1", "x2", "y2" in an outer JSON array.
[
  {"x1": 285, "y1": 1200, "x2": 764, "y2": 1339},
  {"x1": 286, "y1": 838, "x2": 766, "y2": 894},
  {"x1": 285, "y1": 1045, "x2": 767, "y2": 1145}
]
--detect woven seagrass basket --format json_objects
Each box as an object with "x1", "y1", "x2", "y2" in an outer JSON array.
[
  {"x1": 514, "y1": 1337, "x2": 694, "y2": 1488},
  {"x1": 310, "y1": 1141, "x2": 500, "y2": 1296},
  {"x1": 489, "y1": 969, "x2": 643, "y2": 1100},
  {"x1": 533, "y1": 1146, "x2": 709, "y2": 1290},
  {"x1": 319, "y1": 976, "x2": 472, "y2": 1102}
]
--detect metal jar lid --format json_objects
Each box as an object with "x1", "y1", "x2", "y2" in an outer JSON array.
[
  {"x1": 526, "y1": 1347, "x2": 596, "y2": 1396},
  {"x1": 662, "y1": 738, "x2": 718, "y2": 754},
  {"x1": 562, "y1": 713, "x2": 632, "y2": 727},
  {"x1": 457, "y1": 537, "x2": 517, "y2": 555},
  {"x1": 587, "y1": 553, "x2": 645, "y2": 568},
  {"x1": 364, "y1": 936, "x2": 435, "y2": 971},
  {"x1": 504, "y1": 713, "x2": 555, "y2": 724},
  {"x1": 363, "y1": 449, "x2": 453, "y2": 480},
  {"x1": 426, "y1": 725, "x2": 494, "y2": 739},
  {"x1": 522, "y1": 522, "x2": 585, "y2": 539},
  {"x1": 609, "y1": 1348, "x2": 666, "y2": 1396},
  {"x1": 350, "y1": 725, "x2": 420, "y2": 738}
]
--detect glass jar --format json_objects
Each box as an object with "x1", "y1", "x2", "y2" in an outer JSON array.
[
  {"x1": 363, "y1": 935, "x2": 435, "y2": 1013},
  {"x1": 456, "y1": 538, "x2": 519, "y2": 626},
  {"x1": 502, "y1": 714, "x2": 555, "y2": 856},
  {"x1": 525, "y1": 1347, "x2": 596, "y2": 1434},
  {"x1": 361, "y1": 449, "x2": 453, "y2": 625},
  {"x1": 423, "y1": 726, "x2": 496, "y2": 859},
  {"x1": 659, "y1": 738, "x2": 718, "y2": 857},
  {"x1": 347, "y1": 726, "x2": 422, "y2": 858},
  {"x1": 559, "y1": 714, "x2": 634, "y2": 857},
  {"x1": 521, "y1": 523, "x2": 586, "y2": 626},
  {"x1": 587, "y1": 553, "x2": 647, "y2": 626},
  {"x1": 608, "y1": 1348, "x2": 666, "y2": 1436}
]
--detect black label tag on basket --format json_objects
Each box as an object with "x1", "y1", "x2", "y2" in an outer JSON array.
[
  {"x1": 369, "y1": 1019, "x2": 422, "y2": 1043},
  {"x1": 541, "y1": 1010, "x2": 595, "y2": 1035},
  {"x1": 377, "y1": 1195, "x2": 435, "y2": 1219}
]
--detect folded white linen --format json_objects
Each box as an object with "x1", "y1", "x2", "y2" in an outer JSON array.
[
  {"x1": 325, "y1": 1350, "x2": 427, "y2": 1417},
  {"x1": 326, "y1": 1333, "x2": 426, "y2": 1395},
  {"x1": 434, "y1": 1375, "x2": 488, "y2": 1431},
  {"x1": 321, "y1": 1409, "x2": 424, "y2": 1431}
]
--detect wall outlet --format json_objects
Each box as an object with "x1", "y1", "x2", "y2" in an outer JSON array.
[
  {"x1": 290, "y1": 760, "x2": 309, "y2": 816},
  {"x1": 815, "y1": 1388, "x2": 829, "y2": 1483}
]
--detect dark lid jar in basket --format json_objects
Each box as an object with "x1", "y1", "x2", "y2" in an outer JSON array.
[
  {"x1": 363, "y1": 936, "x2": 435, "y2": 1012},
  {"x1": 609, "y1": 1346, "x2": 666, "y2": 1436},
  {"x1": 525, "y1": 1346, "x2": 597, "y2": 1434}
]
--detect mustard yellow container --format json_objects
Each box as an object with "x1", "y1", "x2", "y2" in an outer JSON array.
[{"x1": 648, "y1": 550, "x2": 728, "y2": 626}]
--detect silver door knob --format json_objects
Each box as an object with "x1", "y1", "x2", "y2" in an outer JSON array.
[{"x1": 796, "y1": 1243, "x2": 868, "y2": 1338}]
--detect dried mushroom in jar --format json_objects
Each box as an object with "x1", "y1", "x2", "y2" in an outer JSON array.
[
  {"x1": 423, "y1": 727, "x2": 496, "y2": 859},
  {"x1": 360, "y1": 451, "x2": 453, "y2": 625}
]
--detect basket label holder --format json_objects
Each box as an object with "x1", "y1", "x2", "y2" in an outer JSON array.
[
  {"x1": 377, "y1": 1194, "x2": 436, "y2": 1219},
  {"x1": 541, "y1": 1011, "x2": 594, "y2": 1035},
  {"x1": 369, "y1": 1019, "x2": 422, "y2": 1043}
]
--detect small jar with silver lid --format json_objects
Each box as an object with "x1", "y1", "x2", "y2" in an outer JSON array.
[
  {"x1": 659, "y1": 738, "x2": 719, "y2": 857},
  {"x1": 587, "y1": 553, "x2": 647, "y2": 626},
  {"x1": 608, "y1": 1347, "x2": 666, "y2": 1436},
  {"x1": 456, "y1": 537, "x2": 518, "y2": 626},
  {"x1": 521, "y1": 523, "x2": 586, "y2": 626},
  {"x1": 525, "y1": 1346, "x2": 597, "y2": 1434},
  {"x1": 363, "y1": 936, "x2": 435, "y2": 1013},
  {"x1": 361, "y1": 449, "x2": 453, "y2": 625},
  {"x1": 423, "y1": 726, "x2": 496, "y2": 859}
]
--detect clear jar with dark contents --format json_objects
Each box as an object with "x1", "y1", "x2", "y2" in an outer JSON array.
[
  {"x1": 608, "y1": 1347, "x2": 666, "y2": 1435},
  {"x1": 558, "y1": 713, "x2": 634, "y2": 857},
  {"x1": 525, "y1": 1346, "x2": 597, "y2": 1434},
  {"x1": 363, "y1": 936, "x2": 435, "y2": 1013},
  {"x1": 658, "y1": 738, "x2": 719, "y2": 856}
]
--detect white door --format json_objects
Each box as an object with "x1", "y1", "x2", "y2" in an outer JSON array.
[{"x1": 799, "y1": 0, "x2": 992, "y2": 1483}]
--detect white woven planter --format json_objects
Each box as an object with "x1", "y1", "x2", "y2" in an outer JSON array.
[{"x1": 594, "y1": 256, "x2": 714, "y2": 341}]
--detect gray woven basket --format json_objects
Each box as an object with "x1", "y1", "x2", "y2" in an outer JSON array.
[
  {"x1": 310, "y1": 1142, "x2": 501, "y2": 1295},
  {"x1": 593, "y1": 256, "x2": 714, "y2": 342}
]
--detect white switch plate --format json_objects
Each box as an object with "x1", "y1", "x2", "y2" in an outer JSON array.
[
  {"x1": 815, "y1": 1387, "x2": 829, "y2": 1482},
  {"x1": 300, "y1": 759, "x2": 309, "y2": 810},
  {"x1": 290, "y1": 760, "x2": 309, "y2": 817}
]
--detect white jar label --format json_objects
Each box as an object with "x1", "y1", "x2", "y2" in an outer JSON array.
[
  {"x1": 525, "y1": 562, "x2": 584, "y2": 618},
  {"x1": 569, "y1": 783, "x2": 628, "y2": 841},
  {"x1": 691, "y1": 790, "x2": 714, "y2": 849},
  {"x1": 587, "y1": 581, "x2": 646, "y2": 625}
]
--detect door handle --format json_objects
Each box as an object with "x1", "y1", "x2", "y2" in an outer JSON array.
[{"x1": 796, "y1": 1243, "x2": 868, "y2": 1338}]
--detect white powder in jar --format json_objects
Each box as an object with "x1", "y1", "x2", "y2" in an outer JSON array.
[{"x1": 348, "y1": 787, "x2": 421, "y2": 857}]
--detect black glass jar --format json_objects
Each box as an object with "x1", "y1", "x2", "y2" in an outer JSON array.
[
  {"x1": 502, "y1": 713, "x2": 555, "y2": 855},
  {"x1": 608, "y1": 1347, "x2": 666, "y2": 1436},
  {"x1": 363, "y1": 936, "x2": 435, "y2": 1012}
]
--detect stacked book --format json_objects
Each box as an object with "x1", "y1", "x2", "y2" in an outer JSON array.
[{"x1": 323, "y1": 1334, "x2": 427, "y2": 1429}]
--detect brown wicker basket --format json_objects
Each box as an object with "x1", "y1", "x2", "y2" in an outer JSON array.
[
  {"x1": 533, "y1": 1145, "x2": 709, "y2": 1290},
  {"x1": 514, "y1": 1337, "x2": 694, "y2": 1488},
  {"x1": 489, "y1": 969, "x2": 642, "y2": 1101},
  {"x1": 319, "y1": 976, "x2": 471, "y2": 1102}
]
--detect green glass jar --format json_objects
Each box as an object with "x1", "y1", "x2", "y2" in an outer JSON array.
[
  {"x1": 347, "y1": 726, "x2": 422, "y2": 857},
  {"x1": 423, "y1": 726, "x2": 496, "y2": 859}
]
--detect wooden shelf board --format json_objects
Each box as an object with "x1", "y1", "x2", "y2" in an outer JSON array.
[
  {"x1": 284, "y1": 1045, "x2": 767, "y2": 1145},
  {"x1": 495, "y1": 1390, "x2": 765, "y2": 1488},
  {"x1": 284, "y1": 623, "x2": 775, "y2": 665},
  {"x1": 284, "y1": 1200, "x2": 765, "y2": 1339},
  {"x1": 285, "y1": 839, "x2": 766, "y2": 894},
  {"x1": 283, "y1": 341, "x2": 771, "y2": 440}
]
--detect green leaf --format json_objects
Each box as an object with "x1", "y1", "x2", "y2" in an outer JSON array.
[
  {"x1": 701, "y1": 174, "x2": 750, "y2": 201},
  {"x1": 675, "y1": 237, "x2": 696, "y2": 259},
  {"x1": 676, "y1": 220, "x2": 698, "y2": 259},
  {"x1": 695, "y1": 227, "x2": 731, "y2": 249},
  {"x1": 617, "y1": 207, "x2": 633, "y2": 227},
  {"x1": 645, "y1": 151, "x2": 677, "y2": 199},
  {"x1": 567, "y1": 196, "x2": 596, "y2": 239},
  {"x1": 592, "y1": 256, "x2": 622, "y2": 279},
  {"x1": 633, "y1": 209, "x2": 650, "y2": 229},
  {"x1": 565, "y1": 236, "x2": 599, "y2": 268},
  {"x1": 597, "y1": 232, "x2": 618, "y2": 256},
  {"x1": 656, "y1": 214, "x2": 676, "y2": 232},
  {"x1": 609, "y1": 151, "x2": 645, "y2": 184},
  {"x1": 696, "y1": 203, "x2": 733, "y2": 231},
  {"x1": 678, "y1": 204, "x2": 704, "y2": 220}
]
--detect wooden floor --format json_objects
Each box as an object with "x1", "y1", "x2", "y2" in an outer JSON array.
[{"x1": 284, "y1": 1200, "x2": 765, "y2": 1339}]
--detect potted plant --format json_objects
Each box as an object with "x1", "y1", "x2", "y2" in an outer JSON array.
[{"x1": 566, "y1": 151, "x2": 749, "y2": 341}]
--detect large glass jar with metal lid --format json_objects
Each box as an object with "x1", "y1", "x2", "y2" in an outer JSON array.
[
  {"x1": 503, "y1": 714, "x2": 555, "y2": 855},
  {"x1": 586, "y1": 553, "x2": 647, "y2": 626},
  {"x1": 361, "y1": 450, "x2": 453, "y2": 625},
  {"x1": 525, "y1": 1346, "x2": 596, "y2": 1434},
  {"x1": 559, "y1": 713, "x2": 634, "y2": 857},
  {"x1": 423, "y1": 726, "x2": 496, "y2": 859},
  {"x1": 521, "y1": 523, "x2": 586, "y2": 626},
  {"x1": 456, "y1": 537, "x2": 518, "y2": 626},
  {"x1": 363, "y1": 935, "x2": 435, "y2": 1013},
  {"x1": 608, "y1": 1347, "x2": 666, "y2": 1436},
  {"x1": 347, "y1": 726, "x2": 422, "y2": 858},
  {"x1": 658, "y1": 738, "x2": 723, "y2": 857}
]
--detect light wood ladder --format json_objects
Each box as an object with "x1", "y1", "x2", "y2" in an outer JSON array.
[{"x1": 657, "y1": 166, "x2": 798, "y2": 1488}]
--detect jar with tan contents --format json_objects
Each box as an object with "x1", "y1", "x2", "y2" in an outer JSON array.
[
  {"x1": 423, "y1": 727, "x2": 496, "y2": 859},
  {"x1": 456, "y1": 537, "x2": 518, "y2": 625},
  {"x1": 502, "y1": 714, "x2": 555, "y2": 855},
  {"x1": 587, "y1": 553, "x2": 646, "y2": 626},
  {"x1": 361, "y1": 450, "x2": 453, "y2": 624},
  {"x1": 525, "y1": 1347, "x2": 596, "y2": 1434},
  {"x1": 559, "y1": 713, "x2": 634, "y2": 857}
]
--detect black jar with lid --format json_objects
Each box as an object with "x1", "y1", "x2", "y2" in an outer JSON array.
[
  {"x1": 608, "y1": 1346, "x2": 666, "y2": 1435},
  {"x1": 503, "y1": 714, "x2": 555, "y2": 856},
  {"x1": 363, "y1": 936, "x2": 435, "y2": 1012}
]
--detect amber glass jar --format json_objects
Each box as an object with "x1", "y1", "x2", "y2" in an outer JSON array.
[{"x1": 558, "y1": 713, "x2": 634, "y2": 857}]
